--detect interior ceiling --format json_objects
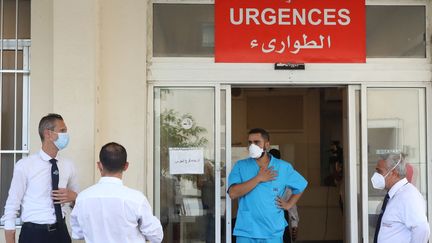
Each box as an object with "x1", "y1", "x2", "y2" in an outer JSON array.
[{"x1": 232, "y1": 87, "x2": 344, "y2": 101}]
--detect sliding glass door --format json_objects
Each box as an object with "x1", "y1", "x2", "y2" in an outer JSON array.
[
  {"x1": 153, "y1": 85, "x2": 230, "y2": 243},
  {"x1": 362, "y1": 87, "x2": 428, "y2": 242}
]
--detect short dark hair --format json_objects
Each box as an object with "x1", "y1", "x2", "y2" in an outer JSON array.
[
  {"x1": 268, "y1": 149, "x2": 281, "y2": 159},
  {"x1": 38, "y1": 113, "x2": 63, "y2": 141},
  {"x1": 248, "y1": 128, "x2": 270, "y2": 141},
  {"x1": 99, "y1": 142, "x2": 127, "y2": 173}
]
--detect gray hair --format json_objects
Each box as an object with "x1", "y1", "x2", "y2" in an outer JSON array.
[
  {"x1": 38, "y1": 113, "x2": 63, "y2": 141},
  {"x1": 382, "y1": 153, "x2": 406, "y2": 178}
]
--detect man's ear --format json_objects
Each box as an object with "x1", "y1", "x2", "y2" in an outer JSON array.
[
  {"x1": 43, "y1": 129, "x2": 51, "y2": 142},
  {"x1": 97, "y1": 161, "x2": 103, "y2": 173},
  {"x1": 123, "y1": 162, "x2": 129, "y2": 172},
  {"x1": 392, "y1": 167, "x2": 400, "y2": 177},
  {"x1": 264, "y1": 141, "x2": 270, "y2": 150}
]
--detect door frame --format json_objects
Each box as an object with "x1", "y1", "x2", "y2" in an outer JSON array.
[
  {"x1": 148, "y1": 83, "x2": 231, "y2": 243},
  {"x1": 147, "y1": 82, "x2": 432, "y2": 243},
  {"x1": 347, "y1": 85, "x2": 361, "y2": 242},
  {"x1": 358, "y1": 83, "x2": 432, "y2": 243}
]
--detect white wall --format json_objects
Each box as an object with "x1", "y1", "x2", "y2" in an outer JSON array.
[
  {"x1": 52, "y1": 0, "x2": 98, "y2": 192},
  {"x1": 97, "y1": 0, "x2": 148, "y2": 194},
  {"x1": 0, "y1": 1, "x2": 149, "y2": 242}
]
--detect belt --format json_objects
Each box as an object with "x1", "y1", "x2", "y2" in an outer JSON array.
[{"x1": 23, "y1": 220, "x2": 64, "y2": 232}]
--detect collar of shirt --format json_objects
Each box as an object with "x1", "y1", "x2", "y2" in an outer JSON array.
[
  {"x1": 269, "y1": 154, "x2": 277, "y2": 167},
  {"x1": 388, "y1": 177, "x2": 408, "y2": 199},
  {"x1": 39, "y1": 149, "x2": 57, "y2": 162},
  {"x1": 99, "y1": 177, "x2": 123, "y2": 186}
]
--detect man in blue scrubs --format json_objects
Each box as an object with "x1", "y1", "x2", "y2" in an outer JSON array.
[{"x1": 228, "y1": 128, "x2": 308, "y2": 243}]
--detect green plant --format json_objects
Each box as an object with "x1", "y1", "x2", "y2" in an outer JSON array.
[{"x1": 159, "y1": 109, "x2": 208, "y2": 178}]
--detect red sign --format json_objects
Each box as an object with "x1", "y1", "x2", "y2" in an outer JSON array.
[{"x1": 215, "y1": 0, "x2": 365, "y2": 63}]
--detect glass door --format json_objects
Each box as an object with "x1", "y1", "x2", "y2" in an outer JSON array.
[
  {"x1": 361, "y1": 87, "x2": 428, "y2": 242},
  {"x1": 153, "y1": 85, "x2": 230, "y2": 243}
]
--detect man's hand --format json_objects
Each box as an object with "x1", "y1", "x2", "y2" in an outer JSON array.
[
  {"x1": 5, "y1": 229, "x2": 15, "y2": 243},
  {"x1": 52, "y1": 188, "x2": 77, "y2": 204},
  {"x1": 228, "y1": 166, "x2": 277, "y2": 199},
  {"x1": 276, "y1": 196, "x2": 294, "y2": 210},
  {"x1": 256, "y1": 166, "x2": 277, "y2": 182}
]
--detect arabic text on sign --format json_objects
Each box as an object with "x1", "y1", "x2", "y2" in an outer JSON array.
[
  {"x1": 174, "y1": 158, "x2": 200, "y2": 164},
  {"x1": 169, "y1": 147, "x2": 204, "y2": 175},
  {"x1": 251, "y1": 34, "x2": 331, "y2": 54}
]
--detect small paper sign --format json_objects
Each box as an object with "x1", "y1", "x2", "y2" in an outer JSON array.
[{"x1": 169, "y1": 147, "x2": 204, "y2": 175}]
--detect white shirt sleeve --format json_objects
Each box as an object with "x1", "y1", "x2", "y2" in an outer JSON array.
[
  {"x1": 138, "y1": 197, "x2": 164, "y2": 243},
  {"x1": 70, "y1": 202, "x2": 84, "y2": 240},
  {"x1": 2, "y1": 164, "x2": 27, "y2": 230},
  {"x1": 409, "y1": 222, "x2": 430, "y2": 243},
  {"x1": 405, "y1": 195, "x2": 430, "y2": 243},
  {"x1": 288, "y1": 205, "x2": 299, "y2": 228},
  {"x1": 67, "y1": 162, "x2": 80, "y2": 193},
  {"x1": 284, "y1": 188, "x2": 299, "y2": 228}
]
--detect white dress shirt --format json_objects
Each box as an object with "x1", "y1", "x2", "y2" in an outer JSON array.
[
  {"x1": 378, "y1": 178, "x2": 430, "y2": 243},
  {"x1": 283, "y1": 188, "x2": 299, "y2": 227},
  {"x1": 70, "y1": 177, "x2": 163, "y2": 243},
  {"x1": 2, "y1": 150, "x2": 79, "y2": 230}
]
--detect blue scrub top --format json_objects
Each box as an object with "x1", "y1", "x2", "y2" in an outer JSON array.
[{"x1": 228, "y1": 155, "x2": 308, "y2": 239}]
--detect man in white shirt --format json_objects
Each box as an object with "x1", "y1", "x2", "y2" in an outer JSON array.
[
  {"x1": 268, "y1": 148, "x2": 300, "y2": 243},
  {"x1": 70, "y1": 142, "x2": 163, "y2": 243},
  {"x1": 2, "y1": 113, "x2": 79, "y2": 243},
  {"x1": 371, "y1": 153, "x2": 430, "y2": 243}
]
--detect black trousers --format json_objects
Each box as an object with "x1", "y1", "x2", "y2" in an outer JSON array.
[
  {"x1": 283, "y1": 211, "x2": 292, "y2": 243},
  {"x1": 19, "y1": 221, "x2": 71, "y2": 243},
  {"x1": 283, "y1": 228, "x2": 292, "y2": 243}
]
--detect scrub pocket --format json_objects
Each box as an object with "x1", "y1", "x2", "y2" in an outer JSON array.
[{"x1": 235, "y1": 210, "x2": 255, "y2": 235}]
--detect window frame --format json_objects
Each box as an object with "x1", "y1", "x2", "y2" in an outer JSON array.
[
  {"x1": 149, "y1": 0, "x2": 430, "y2": 63},
  {"x1": 0, "y1": 38, "x2": 31, "y2": 228}
]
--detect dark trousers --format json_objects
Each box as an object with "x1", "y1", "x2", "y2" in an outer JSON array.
[
  {"x1": 283, "y1": 211, "x2": 292, "y2": 243},
  {"x1": 283, "y1": 228, "x2": 292, "y2": 243},
  {"x1": 19, "y1": 221, "x2": 71, "y2": 243}
]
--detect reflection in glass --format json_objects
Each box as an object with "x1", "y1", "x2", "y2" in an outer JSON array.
[
  {"x1": 366, "y1": 6, "x2": 426, "y2": 58},
  {"x1": 220, "y1": 90, "x2": 227, "y2": 242},
  {"x1": 155, "y1": 88, "x2": 215, "y2": 242},
  {"x1": 1, "y1": 0, "x2": 31, "y2": 39},
  {"x1": 153, "y1": 4, "x2": 214, "y2": 57},
  {"x1": 152, "y1": 4, "x2": 426, "y2": 58},
  {"x1": 367, "y1": 88, "x2": 427, "y2": 242},
  {"x1": 355, "y1": 90, "x2": 362, "y2": 242},
  {"x1": 2, "y1": 73, "x2": 24, "y2": 151}
]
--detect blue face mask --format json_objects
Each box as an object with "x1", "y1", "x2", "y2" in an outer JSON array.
[{"x1": 54, "y1": 132, "x2": 69, "y2": 150}]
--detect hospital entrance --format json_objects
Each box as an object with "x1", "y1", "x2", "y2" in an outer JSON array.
[
  {"x1": 230, "y1": 87, "x2": 345, "y2": 243},
  {"x1": 154, "y1": 86, "x2": 348, "y2": 243}
]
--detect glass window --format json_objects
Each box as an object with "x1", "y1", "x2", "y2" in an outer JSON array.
[
  {"x1": 154, "y1": 87, "x2": 216, "y2": 242},
  {"x1": 366, "y1": 88, "x2": 427, "y2": 242},
  {"x1": 1, "y1": 0, "x2": 31, "y2": 39},
  {"x1": 366, "y1": 6, "x2": 426, "y2": 58},
  {"x1": 152, "y1": 4, "x2": 427, "y2": 58},
  {"x1": 0, "y1": 0, "x2": 31, "y2": 228},
  {"x1": 153, "y1": 4, "x2": 214, "y2": 57}
]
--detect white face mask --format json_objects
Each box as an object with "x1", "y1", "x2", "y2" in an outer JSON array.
[
  {"x1": 249, "y1": 143, "x2": 264, "y2": 159},
  {"x1": 371, "y1": 172, "x2": 387, "y2": 190},
  {"x1": 371, "y1": 155, "x2": 402, "y2": 190}
]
